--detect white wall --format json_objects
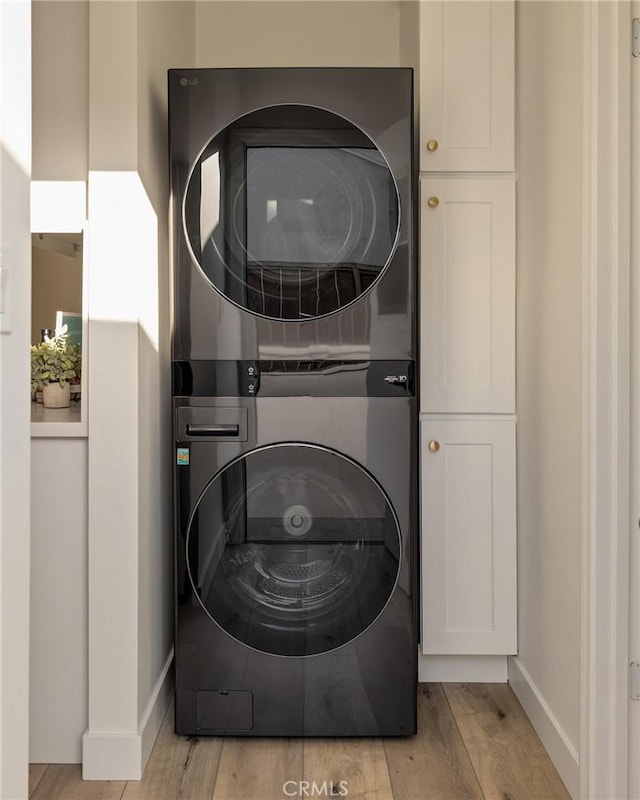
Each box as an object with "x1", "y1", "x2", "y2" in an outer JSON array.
[
  {"x1": 135, "y1": 0, "x2": 194, "y2": 731},
  {"x1": 32, "y1": 0, "x2": 88, "y2": 181},
  {"x1": 195, "y1": 1, "x2": 401, "y2": 67},
  {"x1": 83, "y1": 1, "x2": 194, "y2": 779},
  {"x1": 30, "y1": 439, "x2": 88, "y2": 764},
  {"x1": 399, "y1": 0, "x2": 419, "y2": 145},
  {"x1": 28, "y1": 0, "x2": 90, "y2": 767},
  {"x1": 0, "y1": 1, "x2": 32, "y2": 797},
  {"x1": 31, "y1": 242, "x2": 83, "y2": 344},
  {"x1": 511, "y1": 1, "x2": 584, "y2": 794},
  {"x1": 630, "y1": 7, "x2": 640, "y2": 797}
]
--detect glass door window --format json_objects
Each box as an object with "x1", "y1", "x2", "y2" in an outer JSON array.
[
  {"x1": 185, "y1": 443, "x2": 401, "y2": 656},
  {"x1": 183, "y1": 105, "x2": 400, "y2": 321}
]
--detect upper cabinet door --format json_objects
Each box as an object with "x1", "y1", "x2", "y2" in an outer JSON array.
[
  {"x1": 419, "y1": 0, "x2": 514, "y2": 172},
  {"x1": 420, "y1": 176, "x2": 515, "y2": 413}
]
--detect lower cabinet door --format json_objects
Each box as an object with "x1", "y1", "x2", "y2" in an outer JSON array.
[{"x1": 421, "y1": 418, "x2": 517, "y2": 654}]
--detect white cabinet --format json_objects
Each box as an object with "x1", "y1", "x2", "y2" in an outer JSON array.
[
  {"x1": 420, "y1": 419, "x2": 517, "y2": 655},
  {"x1": 419, "y1": 0, "x2": 514, "y2": 172},
  {"x1": 420, "y1": 177, "x2": 516, "y2": 413},
  {"x1": 417, "y1": 0, "x2": 516, "y2": 664}
]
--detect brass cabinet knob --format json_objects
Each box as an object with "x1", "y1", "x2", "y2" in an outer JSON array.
[
  {"x1": 426, "y1": 139, "x2": 439, "y2": 152},
  {"x1": 427, "y1": 196, "x2": 440, "y2": 208},
  {"x1": 428, "y1": 440, "x2": 440, "y2": 452}
]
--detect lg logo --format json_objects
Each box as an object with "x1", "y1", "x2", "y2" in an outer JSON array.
[
  {"x1": 179, "y1": 77, "x2": 199, "y2": 87},
  {"x1": 282, "y1": 780, "x2": 349, "y2": 797},
  {"x1": 384, "y1": 374, "x2": 407, "y2": 385}
]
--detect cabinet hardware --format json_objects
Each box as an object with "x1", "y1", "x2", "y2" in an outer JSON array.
[
  {"x1": 426, "y1": 139, "x2": 439, "y2": 152},
  {"x1": 427, "y1": 197, "x2": 440, "y2": 208},
  {"x1": 428, "y1": 440, "x2": 440, "y2": 452}
]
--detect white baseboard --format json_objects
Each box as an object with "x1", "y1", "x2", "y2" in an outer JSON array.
[
  {"x1": 82, "y1": 731, "x2": 143, "y2": 781},
  {"x1": 508, "y1": 656, "x2": 579, "y2": 799},
  {"x1": 139, "y1": 650, "x2": 174, "y2": 774},
  {"x1": 82, "y1": 651, "x2": 173, "y2": 781},
  {"x1": 418, "y1": 654, "x2": 508, "y2": 682}
]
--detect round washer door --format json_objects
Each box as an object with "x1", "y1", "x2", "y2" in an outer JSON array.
[
  {"x1": 183, "y1": 104, "x2": 400, "y2": 321},
  {"x1": 185, "y1": 443, "x2": 401, "y2": 657}
]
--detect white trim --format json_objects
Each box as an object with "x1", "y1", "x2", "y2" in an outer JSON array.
[
  {"x1": 580, "y1": 2, "x2": 597, "y2": 791},
  {"x1": 580, "y1": 3, "x2": 632, "y2": 798},
  {"x1": 82, "y1": 732, "x2": 143, "y2": 782},
  {"x1": 82, "y1": 650, "x2": 173, "y2": 781},
  {"x1": 139, "y1": 650, "x2": 174, "y2": 775},
  {"x1": 419, "y1": 412, "x2": 517, "y2": 424},
  {"x1": 79, "y1": 220, "x2": 89, "y2": 431},
  {"x1": 418, "y1": 654, "x2": 508, "y2": 683},
  {"x1": 0, "y1": 2, "x2": 32, "y2": 798},
  {"x1": 508, "y1": 657, "x2": 579, "y2": 799},
  {"x1": 31, "y1": 421, "x2": 87, "y2": 438},
  {"x1": 628, "y1": 1, "x2": 640, "y2": 797}
]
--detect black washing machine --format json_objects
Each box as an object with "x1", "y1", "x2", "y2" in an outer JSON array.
[
  {"x1": 173, "y1": 361, "x2": 416, "y2": 736},
  {"x1": 169, "y1": 68, "x2": 417, "y2": 736}
]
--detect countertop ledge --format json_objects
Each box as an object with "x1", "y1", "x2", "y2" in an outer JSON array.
[{"x1": 31, "y1": 402, "x2": 87, "y2": 438}]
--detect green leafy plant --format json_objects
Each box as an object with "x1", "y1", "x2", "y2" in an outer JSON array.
[{"x1": 31, "y1": 325, "x2": 80, "y2": 391}]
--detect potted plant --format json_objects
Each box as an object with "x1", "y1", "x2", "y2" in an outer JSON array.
[{"x1": 31, "y1": 325, "x2": 81, "y2": 409}]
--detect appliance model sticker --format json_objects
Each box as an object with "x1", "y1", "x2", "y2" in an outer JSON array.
[{"x1": 176, "y1": 447, "x2": 190, "y2": 466}]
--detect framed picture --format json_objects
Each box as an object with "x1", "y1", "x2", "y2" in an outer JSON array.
[{"x1": 55, "y1": 310, "x2": 82, "y2": 351}]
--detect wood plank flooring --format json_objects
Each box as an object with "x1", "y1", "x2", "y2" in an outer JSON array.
[{"x1": 29, "y1": 684, "x2": 571, "y2": 800}]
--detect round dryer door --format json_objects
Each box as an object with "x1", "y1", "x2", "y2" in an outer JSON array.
[
  {"x1": 183, "y1": 105, "x2": 400, "y2": 321},
  {"x1": 185, "y1": 443, "x2": 401, "y2": 657}
]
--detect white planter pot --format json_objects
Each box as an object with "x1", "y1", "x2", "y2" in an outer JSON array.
[{"x1": 42, "y1": 382, "x2": 70, "y2": 409}]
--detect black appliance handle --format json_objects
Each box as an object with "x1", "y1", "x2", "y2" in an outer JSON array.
[{"x1": 186, "y1": 423, "x2": 240, "y2": 437}]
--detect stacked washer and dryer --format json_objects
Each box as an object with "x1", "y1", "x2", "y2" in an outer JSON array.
[{"x1": 169, "y1": 68, "x2": 417, "y2": 737}]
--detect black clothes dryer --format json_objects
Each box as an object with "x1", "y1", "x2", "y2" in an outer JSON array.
[
  {"x1": 173, "y1": 362, "x2": 417, "y2": 737},
  {"x1": 169, "y1": 68, "x2": 415, "y2": 362}
]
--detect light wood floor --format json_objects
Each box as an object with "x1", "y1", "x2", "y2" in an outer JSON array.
[{"x1": 29, "y1": 683, "x2": 572, "y2": 800}]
